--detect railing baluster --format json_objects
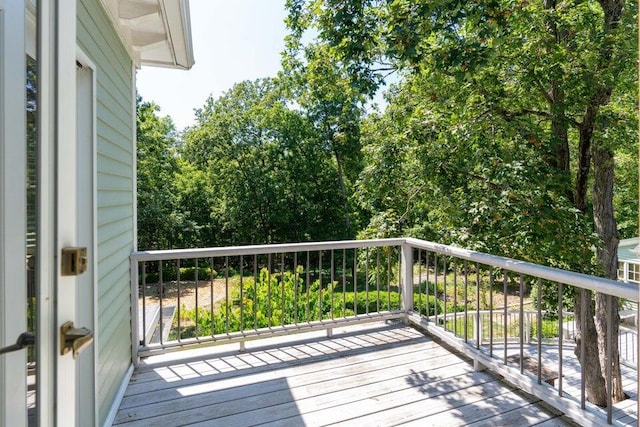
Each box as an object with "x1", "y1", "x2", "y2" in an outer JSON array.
[
  {"x1": 159, "y1": 261, "x2": 164, "y2": 346},
  {"x1": 141, "y1": 261, "x2": 146, "y2": 347},
  {"x1": 398, "y1": 245, "x2": 403, "y2": 311},
  {"x1": 418, "y1": 250, "x2": 422, "y2": 316},
  {"x1": 444, "y1": 257, "x2": 448, "y2": 331},
  {"x1": 267, "y1": 253, "x2": 272, "y2": 327},
  {"x1": 464, "y1": 260, "x2": 468, "y2": 343},
  {"x1": 306, "y1": 251, "x2": 311, "y2": 321},
  {"x1": 453, "y1": 259, "x2": 458, "y2": 337},
  {"x1": 331, "y1": 249, "x2": 335, "y2": 319},
  {"x1": 537, "y1": 278, "x2": 542, "y2": 385},
  {"x1": 210, "y1": 257, "x2": 215, "y2": 337},
  {"x1": 294, "y1": 252, "x2": 299, "y2": 325},
  {"x1": 557, "y1": 282, "x2": 563, "y2": 397},
  {"x1": 503, "y1": 270, "x2": 508, "y2": 364},
  {"x1": 489, "y1": 266, "x2": 494, "y2": 356},
  {"x1": 253, "y1": 254, "x2": 258, "y2": 331},
  {"x1": 319, "y1": 250, "x2": 323, "y2": 320},
  {"x1": 353, "y1": 248, "x2": 358, "y2": 317},
  {"x1": 342, "y1": 249, "x2": 346, "y2": 318},
  {"x1": 476, "y1": 263, "x2": 480, "y2": 349},
  {"x1": 240, "y1": 255, "x2": 244, "y2": 331},
  {"x1": 177, "y1": 259, "x2": 181, "y2": 341},
  {"x1": 434, "y1": 253, "x2": 439, "y2": 325},
  {"x1": 225, "y1": 256, "x2": 229, "y2": 334},
  {"x1": 387, "y1": 249, "x2": 392, "y2": 311},
  {"x1": 365, "y1": 247, "x2": 369, "y2": 315},
  {"x1": 580, "y1": 289, "x2": 586, "y2": 407},
  {"x1": 426, "y1": 252, "x2": 431, "y2": 322},
  {"x1": 281, "y1": 253, "x2": 285, "y2": 326},
  {"x1": 194, "y1": 258, "x2": 198, "y2": 338},
  {"x1": 606, "y1": 294, "x2": 612, "y2": 424},
  {"x1": 376, "y1": 248, "x2": 380, "y2": 313},
  {"x1": 519, "y1": 274, "x2": 524, "y2": 375}
]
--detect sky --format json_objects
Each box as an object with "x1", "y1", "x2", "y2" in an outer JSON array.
[{"x1": 136, "y1": 0, "x2": 288, "y2": 131}]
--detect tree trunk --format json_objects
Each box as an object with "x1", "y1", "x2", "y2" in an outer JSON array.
[
  {"x1": 592, "y1": 144, "x2": 625, "y2": 402},
  {"x1": 574, "y1": 289, "x2": 607, "y2": 405},
  {"x1": 572, "y1": 0, "x2": 625, "y2": 406},
  {"x1": 575, "y1": 120, "x2": 592, "y2": 212},
  {"x1": 543, "y1": 0, "x2": 572, "y2": 204}
]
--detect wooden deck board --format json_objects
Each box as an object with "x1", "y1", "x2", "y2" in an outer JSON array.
[
  {"x1": 488, "y1": 343, "x2": 638, "y2": 425},
  {"x1": 114, "y1": 323, "x2": 580, "y2": 426}
]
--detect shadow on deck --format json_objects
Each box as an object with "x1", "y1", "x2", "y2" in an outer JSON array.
[{"x1": 114, "y1": 322, "x2": 577, "y2": 426}]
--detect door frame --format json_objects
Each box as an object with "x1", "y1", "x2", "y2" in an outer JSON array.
[
  {"x1": 36, "y1": 0, "x2": 56, "y2": 425},
  {"x1": 54, "y1": 0, "x2": 80, "y2": 425},
  {"x1": 75, "y1": 47, "x2": 98, "y2": 427},
  {"x1": 35, "y1": 0, "x2": 81, "y2": 425}
]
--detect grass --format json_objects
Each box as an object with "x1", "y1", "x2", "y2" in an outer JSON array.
[{"x1": 444, "y1": 314, "x2": 573, "y2": 341}]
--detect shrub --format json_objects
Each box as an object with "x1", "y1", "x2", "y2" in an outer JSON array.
[{"x1": 176, "y1": 267, "x2": 466, "y2": 338}]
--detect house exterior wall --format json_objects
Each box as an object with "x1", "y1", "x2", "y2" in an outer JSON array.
[{"x1": 77, "y1": 0, "x2": 135, "y2": 424}]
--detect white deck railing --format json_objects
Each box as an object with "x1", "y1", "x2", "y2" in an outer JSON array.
[{"x1": 130, "y1": 238, "x2": 639, "y2": 426}]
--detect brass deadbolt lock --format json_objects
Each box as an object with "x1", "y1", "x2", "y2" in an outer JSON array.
[
  {"x1": 61, "y1": 247, "x2": 87, "y2": 276},
  {"x1": 60, "y1": 321, "x2": 93, "y2": 359}
]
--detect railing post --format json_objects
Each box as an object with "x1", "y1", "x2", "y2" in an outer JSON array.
[
  {"x1": 130, "y1": 256, "x2": 139, "y2": 367},
  {"x1": 401, "y1": 243, "x2": 414, "y2": 319}
]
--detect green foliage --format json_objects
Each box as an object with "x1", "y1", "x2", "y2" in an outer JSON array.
[
  {"x1": 181, "y1": 78, "x2": 349, "y2": 245},
  {"x1": 142, "y1": 265, "x2": 216, "y2": 284},
  {"x1": 530, "y1": 280, "x2": 576, "y2": 315},
  {"x1": 530, "y1": 318, "x2": 569, "y2": 340},
  {"x1": 283, "y1": 1, "x2": 637, "y2": 322},
  {"x1": 444, "y1": 314, "x2": 569, "y2": 341},
  {"x1": 136, "y1": 97, "x2": 181, "y2": 250},
  {"x1": 176, "y1": 268, "x2": 463, "y2": 337}
]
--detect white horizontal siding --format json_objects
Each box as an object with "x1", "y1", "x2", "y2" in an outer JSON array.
[{"x1": 77, "y1": 0, "x2": 135, "y2": 425}]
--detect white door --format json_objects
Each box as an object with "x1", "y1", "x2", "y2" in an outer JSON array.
[
  {"x1": 0, "y1": 0, "x2": 28, "y2": 424},
  {"x1": 1, "y1": 2, "x2": 91, "y2": 424}
]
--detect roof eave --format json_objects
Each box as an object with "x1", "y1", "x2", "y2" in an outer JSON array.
[{"x1": 99, "y1": 0, "x2": 195, "y2": 70}]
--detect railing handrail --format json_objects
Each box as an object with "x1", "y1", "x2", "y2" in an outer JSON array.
[
  {"x1": 130, "y1": 238, "x2": 407, "y2": 262},
  {"x1": 405, "y1": 237, "x2": 638, "y2": 302},
  {"x1": 131, "y1": 237, "x2": 638, "y2": 302},
  {"x1": 131, "y1": 237, "x2": 637, "y2": 301}
]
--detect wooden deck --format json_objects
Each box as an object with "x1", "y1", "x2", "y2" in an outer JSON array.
[{"x1": 114, "y1": 322, "x2": 577, "y2": 426}]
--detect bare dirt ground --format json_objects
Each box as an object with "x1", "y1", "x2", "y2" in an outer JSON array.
[{"x1": 139, "y1": 279, "x2": 232, "y2": 311}]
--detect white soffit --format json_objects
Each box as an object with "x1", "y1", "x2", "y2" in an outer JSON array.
[{"x1": 100, "y1": 0, "x2": 195, "y2": 70}]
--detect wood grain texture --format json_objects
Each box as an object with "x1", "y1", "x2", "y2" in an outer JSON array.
[{"x1": 114, "y1": 323, "x2": 578, "y2": 426}]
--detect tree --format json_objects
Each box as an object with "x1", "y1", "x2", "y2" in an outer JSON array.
[
  {"x1": 136, "y1": 96, "x2": 180, "y2": 250},
  {"x1": 182, "y1": 78, "x2": 347, "y2": 245},
  {"x1": 285, "y1": 0, "x2": 637, "y2": 405},
  {"x1": 284, "y1": 31, "x2": 372, "y2": 237}
]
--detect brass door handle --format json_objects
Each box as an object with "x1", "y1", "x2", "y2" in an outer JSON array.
[{"x1": 60, "y1": 321, "x2": 93, "y2": 359}]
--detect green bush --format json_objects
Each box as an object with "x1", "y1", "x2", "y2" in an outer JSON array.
[{"x1": 175, "y1": 267, "x2": 467, "y2": 338}]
